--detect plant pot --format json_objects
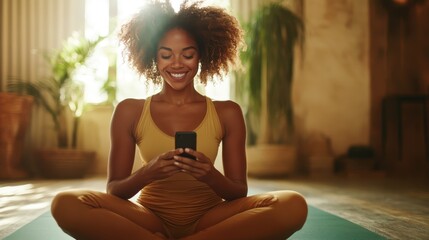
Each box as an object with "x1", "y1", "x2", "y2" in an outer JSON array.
[
  {"x1": 0, "y1": 93, "x2": 33, "y2": 179},
  {"x1": 247, "y1": 144, "x2": 297, "y2": 178},
  {"x1": 37, "y1": 148, "x2": 95, "y2": 179}
]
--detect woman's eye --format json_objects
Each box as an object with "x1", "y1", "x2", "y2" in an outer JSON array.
[
  {"x1": 183, "y1": 55, "x2": 194, "y2": 59},
  {"x1": 161, "y1": 55, "x2": 171, "y2": 59}
]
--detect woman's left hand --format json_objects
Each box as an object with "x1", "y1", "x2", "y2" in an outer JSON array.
[{"x1": 173, "y1": 148, "x2": 216, "y2": 182}]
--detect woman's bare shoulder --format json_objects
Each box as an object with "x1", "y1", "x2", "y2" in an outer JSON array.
[
  {"x1": 112, "y1": 98, "x2": 146, "y2": 123},
  {"x1": 212, "y1": 100, "x2": 244, "y2": 124},
  {"x1": 116, "y1": 98, "x2": 146, "y2": 109},
  {"x1": 213, "y1": 100, "x2": 242, "y2": 113}
]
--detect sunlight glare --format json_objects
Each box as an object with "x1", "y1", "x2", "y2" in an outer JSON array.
[
  {"x1": 0, "y1": 216, "x2": 22, "y2": 227},
  {"x1": 19, "y1": 202, "x2": 50, "y2": 211},
  {"x1": 0, "y1": 184, "x2": 34, "y2": 195}
]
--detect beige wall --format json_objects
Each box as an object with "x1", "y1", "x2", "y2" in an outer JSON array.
[{"x1": 294, "y1": 0, "x2": 370, "y2": 155}]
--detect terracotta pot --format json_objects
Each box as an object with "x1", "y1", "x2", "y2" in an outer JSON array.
[
  {"x1": 0, "y1": 93, "x2": 33, "y2": 179},
  {"x1": 37, "y1": 148, "x2": 95, "y2": 178},
  {"x1": 246, "y1": 144, "x2": 297, "y2": 178}
]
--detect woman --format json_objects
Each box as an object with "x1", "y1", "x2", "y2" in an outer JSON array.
[{"x1": 51, "y1": 1, "x2": 307, "y2": 239}]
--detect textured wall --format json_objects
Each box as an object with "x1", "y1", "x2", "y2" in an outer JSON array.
[{"x1": 294, "y1": 0, "x2": 370, "y2": 155}]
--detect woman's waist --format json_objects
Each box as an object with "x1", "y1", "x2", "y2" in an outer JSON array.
[
  {"x1": 137, "y1": 176, "x2": 222, "y2": 224},
  {"x1": 138, "y1": 177, "x2": 222, "y2": 205}
]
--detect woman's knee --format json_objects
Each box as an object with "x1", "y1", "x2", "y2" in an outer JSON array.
[
  {"x1": 51, "y1": 191, "x2": 76, "y2": 217},
  {"x1": 273, "y1": 191, "x2": 308, "y2": 230},
  {"x1": 51, "y1": 190, "x2": 92, "y2": 228}
]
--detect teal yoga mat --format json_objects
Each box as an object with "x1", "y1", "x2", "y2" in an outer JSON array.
[
  {"x1": 5, "y1": 206, "x2": 385, "y2": 239},
  {"x1": 292, "y1": 206, "x2": 385, "y2": 240}
]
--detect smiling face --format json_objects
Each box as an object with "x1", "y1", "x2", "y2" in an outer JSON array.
[{"x1": 156, "y1": 28, "x2": 200, "y2": 90}]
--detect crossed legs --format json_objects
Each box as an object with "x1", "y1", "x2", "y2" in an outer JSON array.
[{"x1": 51, "y1": 190, "x2": 307, "y2": 240}]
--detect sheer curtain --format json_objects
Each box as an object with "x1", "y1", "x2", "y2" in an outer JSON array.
[{"x1": 0, "y1": 0, "x2": 86, "y2": 149}]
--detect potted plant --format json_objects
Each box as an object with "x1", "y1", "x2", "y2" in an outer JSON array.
[
  {"x1": 235, "y1": 2, "x2": 304, "y2": 177},
  {"x1": 8, "y1": 33, "x2": 105, "y2": 178}
]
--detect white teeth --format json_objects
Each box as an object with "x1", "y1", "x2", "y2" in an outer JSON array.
[{"x1": 171, "y1": 73, "x2": 185, "y2": 78}]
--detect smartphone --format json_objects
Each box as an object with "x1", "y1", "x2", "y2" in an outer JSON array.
[{"x1": 175, "y1": 131, "x2": 197, "y2": 160}]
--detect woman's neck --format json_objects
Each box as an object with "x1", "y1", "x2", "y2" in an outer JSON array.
[{"x1": 155, "y1": 87, "x2": 204, "y2": 106}]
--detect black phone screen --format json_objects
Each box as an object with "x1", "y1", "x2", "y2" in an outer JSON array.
[{"x1": 175, "y1": 131, "x2": 197, "y2": 160}]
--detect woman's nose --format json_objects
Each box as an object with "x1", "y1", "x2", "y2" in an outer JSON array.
[{"x1": 171, "y1": 56, "x2": 183, "y2": 68}]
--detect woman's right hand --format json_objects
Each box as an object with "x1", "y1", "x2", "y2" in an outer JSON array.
[
  {"x1": 107, "y1": 149, "x2": 183, "y2": 199},
  {"x1": 143, "y1": 148, "x2": 184, "y2": 180}
]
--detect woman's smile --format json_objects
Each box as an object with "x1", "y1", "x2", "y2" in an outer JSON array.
[{"x1": 168, "y1": 71, "x2": 187, "y2": 80}]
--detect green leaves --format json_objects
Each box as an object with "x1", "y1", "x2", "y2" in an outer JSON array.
[
  {"x1": 7, "y1": 33, "x2": 105, "y2": 148},
  {"x1": 50, "y1": 33, "x2": 105, "y2": 86},
  {"x1": 236, "y1": 3, "x2": 304, "y2": 145}
]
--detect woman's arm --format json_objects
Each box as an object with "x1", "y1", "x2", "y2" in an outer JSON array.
[
  {"x1": 211, "y1": 101, "x2": 248, "y2": 200},
  {"x1": 106, "y1": 99, "x2": 182, "y2": 199},
  {"x1": 174, "y1": 101, "x2": 248, "y2": 201},
  {"x1": 106, "y1": 99, "x2": 148, "y2": 199}
]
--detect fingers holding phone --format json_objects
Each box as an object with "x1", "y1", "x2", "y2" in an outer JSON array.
[
  {"x1": 174, "y1": 132, "x2": 216, "y2": 180},
  {"x1": 145, "y1": 148, "x2": 183, "y2": 180}
]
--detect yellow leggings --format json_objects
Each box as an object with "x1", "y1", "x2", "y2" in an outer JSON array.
[{"x1": 51, "y1": 190, "x2": 307, "y2": 240}]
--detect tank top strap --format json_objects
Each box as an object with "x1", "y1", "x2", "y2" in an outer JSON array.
[
  {"x1": 203, "y1": 97, "x2": 223, "y2": 140},
  {"x1": 135, "y1": 96, "x2": 152, "y2": 143},
  {"x1": 142, "y1": 96, "x2": 152, "y2": 119}
]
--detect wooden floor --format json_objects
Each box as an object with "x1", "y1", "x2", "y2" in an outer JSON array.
[
  {"x1": 1, "y1": 174, "x2": 428, "y2": 239},
  {"x1": 250, "y1": 175, "x2": 429, "y2": 240}
]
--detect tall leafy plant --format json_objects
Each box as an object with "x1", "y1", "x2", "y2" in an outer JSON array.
[
  {"x1": 236, "y1": 2, "x2": 303, "y2": 145},
  {"x1": 8, "y1": 33, "x2": 104, "y2": 149}
]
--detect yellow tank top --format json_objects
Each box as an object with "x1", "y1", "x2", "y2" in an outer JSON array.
[{"x1": 134, "y1": 96, "x2": 223, "y2": 237}]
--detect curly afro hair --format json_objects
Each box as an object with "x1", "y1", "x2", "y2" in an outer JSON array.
[{"x1": 118, "y1": 0, "x2": 244, "y2": 85}]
